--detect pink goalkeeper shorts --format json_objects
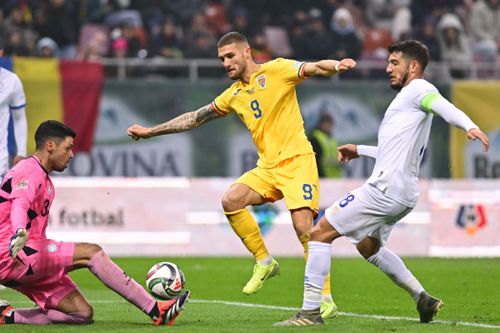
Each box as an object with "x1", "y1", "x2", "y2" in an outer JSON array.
[{"x1": 1, "y1": 239, "x2": 78, "y2": 310}]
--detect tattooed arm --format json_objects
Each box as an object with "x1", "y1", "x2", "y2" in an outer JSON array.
[
  {"x1": 127, "y1": 104, "x2": 222, "y2": 140},
  {"x1": 303, "y1": 58, "x2": 357, "y2": 77}
]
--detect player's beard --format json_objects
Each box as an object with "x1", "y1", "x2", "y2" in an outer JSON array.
[
  {"x1": 232, "y1": 62, "x2": 246, "y2": 81},
  {"x1": 390, "y1": 66, "x2": 410, "y2": 91},
  {"x1": 54, "y1": 164, "x2": 66, "y2": 172},
  {"x1": 54, "y1": 159, "x2": 71, "y2": 172},
  {"x1": 230, "y1": 71, "x2": 240, "y2": 80}
]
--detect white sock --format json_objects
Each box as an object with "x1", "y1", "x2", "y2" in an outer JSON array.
[
  {"x1": 256, "y1": 256, "x2": 273, "y2": 266},
  {"x1": 367, "y1": 247, "x2": 424, "y2": 302},
  {"x1": 303, "y1": 241, "x2": 331, "y2": 310}
]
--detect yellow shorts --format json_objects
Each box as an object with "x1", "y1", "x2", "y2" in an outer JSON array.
[{"x1": 235, "y1": 154, "x2": 320, "y2": 214}]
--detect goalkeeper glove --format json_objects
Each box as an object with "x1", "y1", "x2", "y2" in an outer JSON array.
[{"x1": 9, "y1": 228, "x2": 28, "y2": 258}]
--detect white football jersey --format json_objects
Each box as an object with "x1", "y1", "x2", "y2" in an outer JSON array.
[
  {"x1": 366, "y1": 79, "x2": 440, "y2": 206},
  {"x1": 0, "y1": 67, "x2": 26, "y2": 177}
]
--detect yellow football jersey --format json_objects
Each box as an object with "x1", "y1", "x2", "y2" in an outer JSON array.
[{"x1": 211, "y1": 58, "x2": 313, "y2": 169}]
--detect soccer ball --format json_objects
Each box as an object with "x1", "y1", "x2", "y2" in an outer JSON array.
[{"x1": 146, "y1": 262, "x2": 185, "y2": 300}]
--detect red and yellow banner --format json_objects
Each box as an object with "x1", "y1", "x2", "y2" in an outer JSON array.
[{"x1": 12, "y1": 58, "x2": 103, "y2": 154}]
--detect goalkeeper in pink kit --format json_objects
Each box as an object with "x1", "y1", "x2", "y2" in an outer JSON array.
[{"x1": 0, "y1": 120, "x2": 190, "y2": 326}]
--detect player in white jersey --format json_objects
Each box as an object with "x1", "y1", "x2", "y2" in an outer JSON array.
[
  {"x1": 0, "y1": 37, "x2": 27, "y2": 292},
  {"x1": 274, "y1": 40, "x2": 490, "y2": 327},
  {"x1": 0, "y1": 38, "x2": 27, "y2": 182}
]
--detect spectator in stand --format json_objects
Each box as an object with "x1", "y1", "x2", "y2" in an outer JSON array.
[
  {"x1": 330, "y1": 8, "x2": 362, "y2": 61},
  {"x1": 3, "y1": 5, "x2": 31, "y2": 32},
  {"x1": 289, "y1": 9, "x2": 309, "y2": 60},
  {"x1": 250, "y1": 32, "x2": 272, "y2": 64},
  {"x1": 36, "y1": 37, "x2": 59, "y2": 58},
  {"x1": 34, "y1": 0, "x2": 77, "y2": 59},
  {"x1": 231, "y1": 7, "x2": 256, "y2": 40},
  {"x1": 319, "y1": 0, "x2": 346, "y2": 25},
  {"x1": 2, "y1": 5, "x2": 37, "y2": 55},
  {"x1": 204, "y1": 0, "x2": 231, "y2": 37},
  {"x1": 77, "y1": 0, "x2": 106, "y2": 23},
  {"x1": 150, "y1": 18, "x2": 184, "y2": 59},
  {"x1": 137, "y1": 2, "x2": 166, "y2": 46},
  {"x1": 329, "y1": 7, "x2": 361, "y2": 78},
  {"x1": 365, "y1": 0, "x2": 410, "y2": 30},
  {"x1": 161, "y1": 0, "x2": 209, "y2": 28},
  {"x1": 186, "y1": 12, "x2": 216, "y2": 40},
  {"x1": 80, "y1": 31, "x2": 109, "y2": 62},
  {"x1": 390, "y1": 2, "x2": 411, "y2": 41},
  {"x1": 184, "y1": 31, "x2": 215, "y2": 58},
  {"x1": 410, "y1": 0, "x2": 465, "y2": 28},
  {"x1": 99, "y1": 0, "x2": 134, "y2": 24},
  {"x1": 303, "y1": 8, "x2": 334, "y2": 60},
  {"x1": 3, "y1": 29, "x2": 31, "y2": 56},
  {"x1": 1, "y1": 1, "x2": 36, "y2": 23},
  {"x1": 469, "y1": 0, "x2": 500, "y2": 62},
  {"x1": 185, "y1": 13, "x2": 216, "y2": 58},
  {"x1": 437, "y1": 13, "x2": 472, "y2": 78},
  {"x1": 1, "y1": 0, "x2": 495, "y2": 78},
  {"x1": 415, "y1": 16, "x2": 441, "y2": 61},
  {"x1": 120, "y1": 23, "x2": 142, "y2": 58}
]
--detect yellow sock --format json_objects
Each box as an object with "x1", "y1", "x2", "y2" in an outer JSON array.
[
  {"x1": 225, "y1": 209, "x2": 269, "y2": 261},
  {"x1": 322, "y1": 273, "x2": 332, "y2": 297},
  {"x1": 299, "y1": 232, "x2": 332, "y2": 297},
  {"x1": 298, "y1": 232, "x2": 310, "y2": 258}
]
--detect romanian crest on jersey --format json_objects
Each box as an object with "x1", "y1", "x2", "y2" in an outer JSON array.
[{"x1": 256, "y1": 74, "x2": 266, "y2": 89}]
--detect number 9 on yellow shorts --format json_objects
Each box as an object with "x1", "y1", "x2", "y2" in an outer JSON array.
[{"x1": 235, "y1": 154, "x2": 320, "y2": 214}]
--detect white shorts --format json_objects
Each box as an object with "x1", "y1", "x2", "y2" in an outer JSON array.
[{"x1": 324, "y1": 183, "x2": 412, "y2": 245}]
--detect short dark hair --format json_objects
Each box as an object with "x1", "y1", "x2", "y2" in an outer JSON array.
[
  {"x1": 217, "y1": 31, "x2": 248, "y2": 48},
  {"x1": 35, "y1": 120, "x2": 76, "y2": 150},
  {"x1": 388, "y1": 40, "x2": 430, "y2": 70},
  {"x1": 0, "y1": 36, "x2": 4, "y2": 49}
]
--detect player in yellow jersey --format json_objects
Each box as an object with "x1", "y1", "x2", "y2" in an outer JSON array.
[{"x1": 127, "y1": 31, "x2": 356, "y2": 319}]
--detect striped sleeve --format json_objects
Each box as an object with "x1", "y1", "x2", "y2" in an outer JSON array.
[
  {"x1": 211, "y1": 87, "x2": 234, "y2": 116},
  {"x1": 210, "y1": 100, "x2": 226, "y2": 116},
  {"x1": 297, "y1": 62, "x2": 307, "y2": 80}
]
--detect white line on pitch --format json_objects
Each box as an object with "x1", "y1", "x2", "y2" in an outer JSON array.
[
  {"x1": 10, "y1": 298, "x2": 500, "y2": 330},
  {"x1": 192, "y1": 299, "x2": 500, "y2": 330}
]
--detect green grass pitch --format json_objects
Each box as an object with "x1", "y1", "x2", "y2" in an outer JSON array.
[{"x1": 1, "y1": 257, "x2": 499, "y2": 332}]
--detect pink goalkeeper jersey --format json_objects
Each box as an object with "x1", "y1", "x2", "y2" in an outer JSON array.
[{"x1": 0, "y1": 157, "x2": 54, "y2": 262}]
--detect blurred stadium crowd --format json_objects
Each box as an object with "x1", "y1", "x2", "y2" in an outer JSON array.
[{"x1": 1, "y1": 0, "x2": 499, "y2": 78}]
